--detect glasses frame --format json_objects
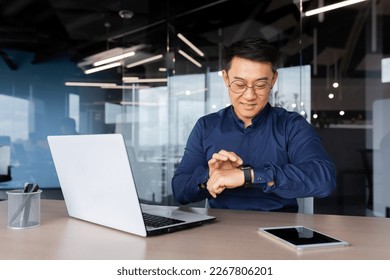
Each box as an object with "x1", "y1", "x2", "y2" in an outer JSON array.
[{"x1": 227, "y1": 75, "x2": 273, "y2": 96}]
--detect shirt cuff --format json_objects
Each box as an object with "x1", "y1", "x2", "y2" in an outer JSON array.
[
  {"x1": 196, "y1": 167, "x2": 209, "y2": 190},
  {"x1": 253, "y1": 163, "x2": 275, "y2": 192},
  {"x1": 199, "y1": 170, "x2": 209, "y2": 185},
  {"x1": 253, "y1": 166, "x2": 271, "y2": 183}
]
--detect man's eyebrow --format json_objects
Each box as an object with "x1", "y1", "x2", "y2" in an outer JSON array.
[
  {"x1": 230, "y1": 76, "x2": 270, "y2": 82},
  {"x1": 256, "y1": 77, "x2": 270, "y2": 82}
]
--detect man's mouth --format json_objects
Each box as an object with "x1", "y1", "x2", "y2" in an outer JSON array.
[{"x1": 241, "y1": 102, "x2": 256, "y2": 109}]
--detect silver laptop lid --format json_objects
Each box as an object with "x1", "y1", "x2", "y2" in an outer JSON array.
[{"x1": 47, "y1": 134, "x2": 148, "y2": 236}]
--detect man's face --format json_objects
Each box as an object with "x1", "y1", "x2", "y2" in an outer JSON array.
[{"x1": 223, "y1": 57, "x2": 277, "y2": 127}]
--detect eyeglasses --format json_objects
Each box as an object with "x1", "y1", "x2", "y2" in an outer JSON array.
[{"x1": 228, "y1": 79, "x2": 272, "y2": 95}]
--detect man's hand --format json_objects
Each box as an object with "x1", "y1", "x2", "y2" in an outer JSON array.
[
  {"x1": 208, "y1": 150, "x2": 243, "y2": 176},
  {"x1": 206, "y1": 150, "x2": 244, "y2": 198},
  {"x1": 206, "y1": 168, "x2": 245, "y2": 198}
]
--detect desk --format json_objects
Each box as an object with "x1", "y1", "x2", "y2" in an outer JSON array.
[{"x1": 1, "y1": 199, "x2": 390, "y2": 260}]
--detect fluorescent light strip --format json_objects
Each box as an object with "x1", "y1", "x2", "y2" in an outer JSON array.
[
  {"x1": 65, "y1": 82, "x2": 151, "y2": 89},
  {"x1": 178, "y1": 50, "x2": 202, "y2": 68},
  {"x1": 93, "y1": 51, "x2": 135, "y2": 66},
  {"x1": 120, "y1": 101, "x2": 161, "y2": 106},
  {"x1": 126, "y1": 54, "x2": 163, "y2": 69},
  {"x1": 304, "y1": 0, "x2": 367, "y2": 17},
  {"x1": 101, "y1": 84, "x2": 150, "y2": 89},
  {"x1": 122, "y1": 77, "x2": 168, "y2": 83},
  {"x1": 84, "y1": 62, "x2": 121, "y2": 74},
  {"x1": 65, "y1": 82, "x2": 117, "y2": 87},
  {"x1": 177, "y1": 33, "x2": 205, "y2": 57}
]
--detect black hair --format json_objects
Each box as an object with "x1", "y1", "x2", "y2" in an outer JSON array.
[{"x1": 223, "y1": 37, "x2": 280, "y2": 72}]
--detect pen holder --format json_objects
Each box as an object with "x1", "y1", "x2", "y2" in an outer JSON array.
[{"x1": 7, "y1": 189, "x2": 42, "y2": 229}]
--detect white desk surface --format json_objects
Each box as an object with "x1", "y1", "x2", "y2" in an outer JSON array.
[{"x1": 1, "y1": 199, "x2": 390, "y2": 260}]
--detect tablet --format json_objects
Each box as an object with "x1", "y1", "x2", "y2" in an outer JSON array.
[{"x1": 258, "y1": 226, "x2": 350, "y2": 250}]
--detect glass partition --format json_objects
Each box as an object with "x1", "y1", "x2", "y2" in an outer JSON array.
[{"x1": 1, "y1": 1, "x2": 389, "y2": 217}]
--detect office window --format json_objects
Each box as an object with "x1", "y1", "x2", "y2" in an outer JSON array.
[
  {"x1": 382, "y1": 57, "x2": 390, "y2": 83},
  {"x1": 0, "y1": 94, "x2": 29, "y2": 141},
  {"x1": 68, "y1": 93, "x2": 80, "y2": 132}
]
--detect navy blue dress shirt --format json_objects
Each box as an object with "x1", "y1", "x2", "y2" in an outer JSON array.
[{"x1": 172, "y1": 103, "x2": 336, "y2": 212}]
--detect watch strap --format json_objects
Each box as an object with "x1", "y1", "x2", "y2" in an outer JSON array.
[
  {"x1": 241, "y1": 165, "x2": 253, "y2": 187},
  {"x1": 198, "y1": 175, "x2": 210, "y2": 190}
]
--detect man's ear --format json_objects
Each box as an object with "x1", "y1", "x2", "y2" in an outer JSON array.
[
  {"x1": 222, "y1": 70, "x2": 229, "y2": 87},
  {"x1": 271, "y1": 71, "x2": 278, "y2": 89}
]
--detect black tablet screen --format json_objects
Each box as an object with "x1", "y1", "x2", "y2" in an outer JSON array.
[{"x1": 263, "y1": 226, "x2": 342, "y2": 245}]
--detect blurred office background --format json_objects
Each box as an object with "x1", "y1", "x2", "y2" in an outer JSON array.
[{"x1": 0, "y1": 0, "x2": 389, "y2": 217}]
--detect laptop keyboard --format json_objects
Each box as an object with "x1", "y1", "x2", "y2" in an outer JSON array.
[{"x1": 142, "y1": 213, "x2": 184, "y2": 228}]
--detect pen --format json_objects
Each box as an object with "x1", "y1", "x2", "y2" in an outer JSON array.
[
  {"x1": 21, "y1": 184, "x2": 40, "y2": 227},
  {"x1": 9, "y1": 183, "x2": 40, "y2": 227},
  {"x1": 19, "y1": 183, "x2": 33, "y2": 226}
]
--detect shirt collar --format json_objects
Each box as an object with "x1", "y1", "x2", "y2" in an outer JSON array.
[{"x1": 229, "y1": 103, "x2": 271, "y2": 129}]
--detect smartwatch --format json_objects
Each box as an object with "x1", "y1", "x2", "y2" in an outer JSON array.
[
  {"x1": 241, "y1": 165, "x2": 253, "y2": 187},
  {"x1": 198, "y1": 176, "x2": 210, "y2": 190},
  {"x1": 198, "y1": 181, "x2": 207, "y2": 189}
]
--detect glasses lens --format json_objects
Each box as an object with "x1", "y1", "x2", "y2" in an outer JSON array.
[
  {"x1": 229, "y1": 80, "x2": 270, "y2": 94},
  {"x1": 230, "y1": 80, "x2": 247, "y2": 93},
  {"x1": 253, "y1": 82, "x2": 269, "y2": 94}
]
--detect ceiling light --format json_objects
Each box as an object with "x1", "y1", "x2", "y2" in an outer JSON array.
[
  {"x1": 120, "y1": 101, "x2": 161, "y2": 106},
  {"x1": 65, "y1": 82, "x2": 151, "y2": 89},
  {"x1": 100, "y1": 84, "x2": 150, "y2": 89},
  {"x1": 77, "y1": 45, "x2": 146, "y2": 68},
  {"x1": 304, "y1": 0, "x2": 367, "y2": 17},
  {"x1": 177, "y1": 33, "x2": 205, "y2": 57},
  {"x1": 122, "y1": 77, "x2": 167, "y2": 83},
  {"x1": 118, "y1": 10, "x2": 134, "y2": 19},
  {"x1": 84, "y1": 62, "x2": 121, "y2": 74},
  {"x1": 65, "y1": 82, "x2": 117, "y2": 87},
  {"x1": 126, "y1": 54, "x2": 164, "y2": 69},
  {"x1": 178, "y1": 50, "x2": 202, "y2": 68},
  {"x1": 93, "y1": 51, "x2": 135, "y2": 66}
]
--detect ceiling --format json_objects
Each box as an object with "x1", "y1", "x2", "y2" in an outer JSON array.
[{"x1": 0, "y1": 0, "x2": 389, "y2": 78}]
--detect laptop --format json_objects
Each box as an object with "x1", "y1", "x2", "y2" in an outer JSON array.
[{"x1": 47, "y1": 133, "x2": 215, "y2": 237}]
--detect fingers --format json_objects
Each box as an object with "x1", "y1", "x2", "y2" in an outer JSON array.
[
  {"x1": 212, "y1": 150, "x2": 242, "y2": 164},
  {"x1": 206, "y1": 150, "x2": 245, "y2": 198},
  {"x1": 208, "y1": 158, "x2": 218, "y2": 166},
  {"x1": 208, "y1": 157, "x2": 222, "y2": 176},
  {"x1": 207, "y1": 185, "x2": 225, "y2": 198},
  {"x1": 206, "y1": 168, "x2": 244, "y2": 198},
  {"x1": 206, "y1": 171, "x2": 225, "y2": 198},
  {"x1": 208, "y1": 150, "x2": 244, "y2": 178}
]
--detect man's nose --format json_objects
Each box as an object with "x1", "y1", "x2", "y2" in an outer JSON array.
[{"x1": 242, "y1": 86, "x2": 257, "y2": 98}]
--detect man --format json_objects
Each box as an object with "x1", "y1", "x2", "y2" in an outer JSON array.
[
  {"x1": 59, "y1": 117, "x2": 79, "y2": 135},
  {"x1": 172, "y1": 38, "x2": 336, "y2": 212}
]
